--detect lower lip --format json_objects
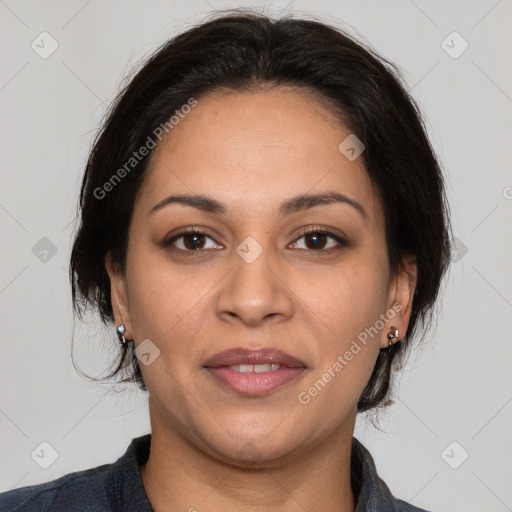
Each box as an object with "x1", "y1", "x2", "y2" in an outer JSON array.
[{"x1": 206, "y1": 366, "x2": 306, "y2": 396}]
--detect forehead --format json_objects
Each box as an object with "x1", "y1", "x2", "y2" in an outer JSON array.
[{"x1": 138, "y1": 87, "x2": 383, "y2": 224}]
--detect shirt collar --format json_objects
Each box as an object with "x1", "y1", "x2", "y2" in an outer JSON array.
[
  {"x1": 351, "y1": 436, "x2": 402, "y2": 511},
  {"x1": 106, "y1": 433, "x2": 154, "y2": 511},
  {"x1": 106, "y1": 433, "x2": 401, "y2": 512}
]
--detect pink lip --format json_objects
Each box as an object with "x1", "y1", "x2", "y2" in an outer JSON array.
[
  {"x1": 204, "y1": 347, "x2": 306, "y2": 368},
  {"x1": 204, "y1": 348, "x2": 307, "y2": 396}
]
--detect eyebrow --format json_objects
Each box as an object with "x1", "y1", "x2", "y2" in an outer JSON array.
[{"x1": 150, "y1": 191, "x2": 367, "y2": 219}]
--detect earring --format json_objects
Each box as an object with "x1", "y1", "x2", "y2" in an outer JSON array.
[
  {"x1": 387, "y1": 326, "x2": 399, "y2": 346},
  {"x1": 117, "y1": 324, "x2": 127, "y2": 345}
]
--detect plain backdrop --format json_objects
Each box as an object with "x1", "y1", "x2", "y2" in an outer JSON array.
[{"x1": 1, "y1": 1, "x2": 511, "y2": 511}]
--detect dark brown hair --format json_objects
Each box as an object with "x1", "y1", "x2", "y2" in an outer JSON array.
[{"x1": 70, "y1": 10, "x2": 452, "y2": 414}]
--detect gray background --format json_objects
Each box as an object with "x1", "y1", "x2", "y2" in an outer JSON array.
[{"x1": 1, "y1": 1, "x2": 511, "y2": 510}]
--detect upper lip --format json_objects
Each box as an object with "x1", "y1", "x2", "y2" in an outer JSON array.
[{"x1": 204, "y1": 348, "x2": 306, "y2": 368}]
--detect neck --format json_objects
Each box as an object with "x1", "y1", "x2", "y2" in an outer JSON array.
[{"x1": 140, "y1": 399, "x2": 356, "y2": 512}]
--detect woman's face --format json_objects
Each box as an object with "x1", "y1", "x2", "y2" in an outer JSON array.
[{"x1": 107, "y1": 86, "x2": 416, "y2": 465}]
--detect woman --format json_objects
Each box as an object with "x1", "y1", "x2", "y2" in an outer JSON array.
[{"x1": 0, "y1": 10, "x2": 451, "y2": 512}]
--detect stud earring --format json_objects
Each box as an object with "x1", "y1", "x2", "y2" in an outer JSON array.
[
  {"x1": 387, "y1": 326, "x2": 399, "y2": 346},
  {"x1": 117, "y1": 324, "x2": 127, "y2": 345}
]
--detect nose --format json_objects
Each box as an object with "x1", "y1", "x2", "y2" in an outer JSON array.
[{"x1": 215, "y1": 244, "x2": 294, "y2": 327}]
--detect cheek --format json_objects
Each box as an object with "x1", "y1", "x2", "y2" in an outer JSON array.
[
  {"x1": 298, "y1": 254, "x2": 389, "y2": 394},
  {"x1": 305, "y1": 254, "x2": 390, "y2": 342},
  {"x1": 124, "y1": 239, "x2": 217, "y2": 368},
  {"x1": 126, "y1": 259, "x2": 201, "y2": 341},
  {"x1": 293, "y1": 262, "x2": 388, "y2": 431},
  {"x1": 124, "y1": 236, "x2": 176, "y2": 337}
]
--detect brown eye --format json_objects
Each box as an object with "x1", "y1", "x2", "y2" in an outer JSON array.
[
  {"x1": 289, "y1": 228, "x2": 348, "y2": 252},
  {"x1": 164, "y1": 229, "x2": 222, "y2": 253},
  {"x1": 181, "y1": 233, "x2": 207, "y2": 250},
  {"x1": 303, "y1": 232, "x2": 329, "y2": 250}
]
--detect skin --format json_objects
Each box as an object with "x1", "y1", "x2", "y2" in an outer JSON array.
[{"x1": 106, "y1": 85, "x2": 417, "y2": 512}]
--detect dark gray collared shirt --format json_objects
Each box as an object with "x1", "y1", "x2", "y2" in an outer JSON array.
[{"x1": 0, "y1": 434, "x2": 431, "y2": 511}]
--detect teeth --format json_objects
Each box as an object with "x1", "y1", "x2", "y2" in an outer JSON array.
[{"x1": 228, "y1": 363, "x2": 281, "y2": 373}]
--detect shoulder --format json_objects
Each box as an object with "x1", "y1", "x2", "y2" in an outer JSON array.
[
  {"x1": 0, "y1": 434, "x2": 152, "y2": 512},
  {"x1": 0, "y1": 463, "x2": 113, "y2": 512},
  {"x1": 351, "y1": 436, "x2": 434, "y2": 512}
]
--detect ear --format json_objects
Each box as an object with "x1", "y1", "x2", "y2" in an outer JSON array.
[
  {"x1": 380, "y1": 254, "x2": 418, "y2": 349},
  {"x1": 105, "y1": 252, "x2": 133, "y2": 340}
]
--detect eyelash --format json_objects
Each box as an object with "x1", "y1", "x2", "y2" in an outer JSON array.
[{"x1": 163, "y1": 226, "x2": 349, "y2": 255}]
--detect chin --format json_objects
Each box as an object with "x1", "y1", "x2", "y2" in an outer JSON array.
[{"x1": 196, "y1": 428, "x2": 307, "y2": 469}]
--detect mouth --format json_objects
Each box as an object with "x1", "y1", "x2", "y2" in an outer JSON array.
[{"x1": 204, "y1": 347, "x2": 307, "y2": 396}]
